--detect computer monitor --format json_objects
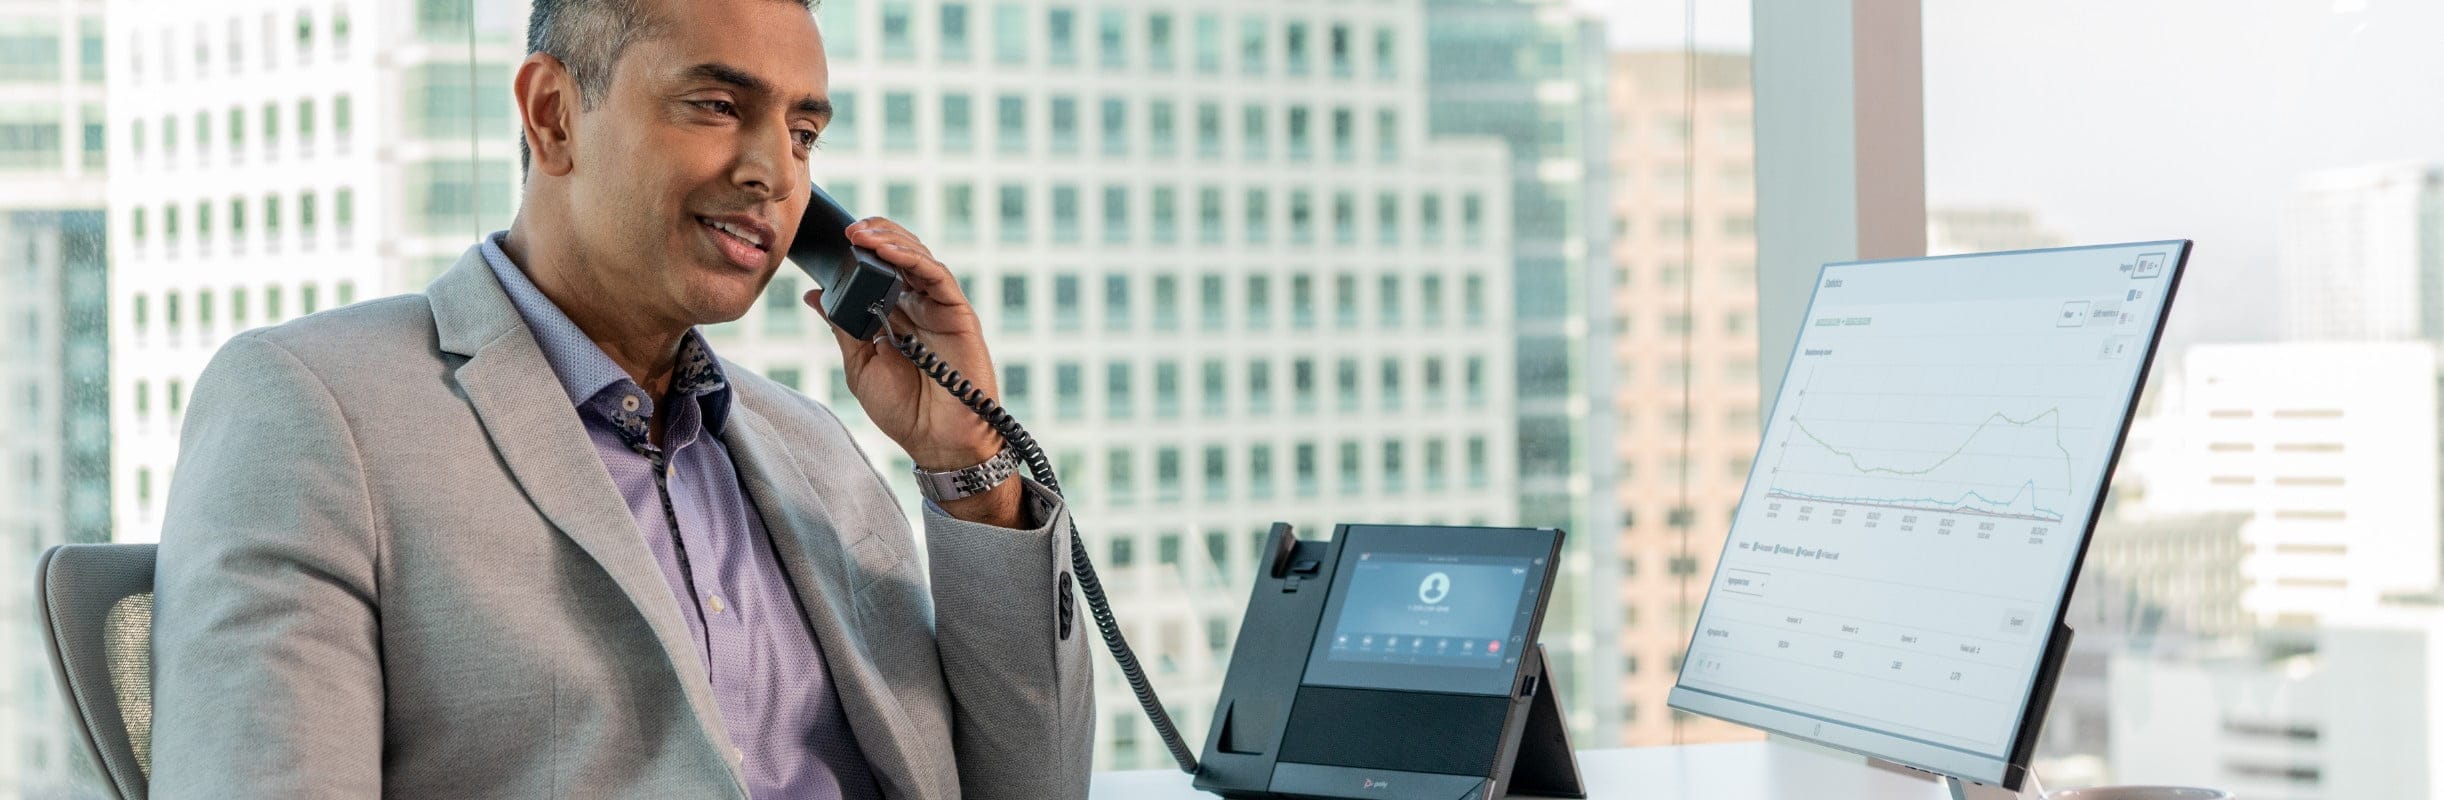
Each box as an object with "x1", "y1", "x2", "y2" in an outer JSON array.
[{"x1": 1668, "y1": 241, "x2": 2191, "y2": 790}]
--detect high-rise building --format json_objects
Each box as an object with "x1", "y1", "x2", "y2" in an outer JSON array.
[
  {"x1": 1927, "y1": 205, "x2": 2068, "y2": 256},
  {"x1": 1421, "y1": 0, "x2": 1620, "y2": 739},
  {"x1": 1604, "y1": 49, "x2": 1758, "y2": 747},
  {"x1": 104, "y1": 0, "x2": 526, "y2": 543},
  {"x1": 2130, "y1": 342, "x2": 2442, "y2": 627},
  {"x1": 702, "y1": 0, "x2": 1520, "y2": 769},
  {"x1": 1, "y1": 0, "x2": 111, "y2": 796},
  {"x1": 2277, "y1": 162, "x2": 2444, "y2": 342}
]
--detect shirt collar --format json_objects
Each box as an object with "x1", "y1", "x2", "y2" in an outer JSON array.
[{"x1": 479, "y1": 231, "x2": 735, "y2": 438}]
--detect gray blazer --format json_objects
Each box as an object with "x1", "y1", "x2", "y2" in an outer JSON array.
[{"x1": 150, "y1": 247, "x2": 1095, "y2": 798}]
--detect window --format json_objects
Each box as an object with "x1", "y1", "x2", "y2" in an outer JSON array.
[
  {"x1": 1102, "y1": 185, "x2": 1130, "y2": 244},
  {"x1": 1238, "y1": 17, "x2": 1266, "y2": 75},
  {"x1": 997, "y1": 182, "x2": 1028, "y2": 242},
  {"x1": 995, "y1": 93, "x2": 1025, "y2": 153},
  {"x1": 1202, "y1": 446, "x2": 1227, "y2": 500},
  {"x1": 941, "y1": 93, "x2": 973, "y2": 151},
  {"x1": 998, "y1": 274, "x2": 1028, "y2": 330},
  {"x1": 1243, "y1": 188, "x2": 1269, "y2": 243},
  {"x1": 1379, "y1": 358, "x2": 1402, "y2": 411},
  {"x1": 1193, "y1": 14, "x2": 1222, "y2": 73},
  {"x1": 1097, "y1": 9, "x2": 1126, "y2": 70},
  {"x1": 1246, "y1": 275, "x2": 1272, "y2": 329},
  {"x1": 990, "y1": 3, "x2": 1026, "y2": 63},
  {"x1": 1198, "y1": 273, "x2": 1226, "y2": 331},
  {"x1": 1054, "y1": 272, "x2": 1081, "y2": 329},
  {"x1": 1100, "y1": 97, "x2": 1127, "y2": 156},
  {"x1": 1372, "y1": 28, "x2": 1395, "y2": 77},
  {"x1": 1289, "y1": 191, "x2": 1312, "y2": 243},
  {"x1": 1328, "y1": 24, "x2": 1352, "y2": 77},
  {"x1": 1105, "y1": 361, "x2": 1132, "y2": 419},
  {"x1": 1051, "y1": 184, "x2": 1080, "y2": 243},
  {"x1": 1155, "y1": 447, "x2": 1181, "y2": 500},
  {"x1": 1151, "y1": 186, "x2": 1178, "y2": 243},
  {"x1": 1335, "y1": 359, "x2": 1359, "y2": 412},
  {"x1": 1240, "y1": 105, "x2": 1268, "y2": 160},
  {"x1": 939, "y1": 3, "x2": 971, "y2": 61},
  {"x1": 1154, "y1": 361, "x2": 1180, "y2": 417},
  {"x1": 1292, "y1": 358, "x2": 1317, "y2": 413},
  {"x1": 1377, "y1": 274, "x2": 1401, "y2": 327},
  {"x1": 1049, "y1": 96, "x2": 1078, "y2": 154},
  {"x1": 1196, "y1": 186, "x2": 1223, "y2": 244},
  {"x1": 1337, "y1": 440, "x2": 1361, "y2": 495},
  {"x1": 1200, "y1": 359, "x2": 1226, "y2": 417},
  {"x1": 1146, "y1": 14, "x2": 1174, "y2": 71},
  {"x1": 1045, "y1": 7, "x2": 1077, "y2": 66},
  {"x1": 880, "y1": 1, "x2": 914, "y2": 59},
  {"x1": 1104, "y1": 274, "x2": 1131, "y2": 329},
  {"x1": 818, "y1": 0, "x2": 860, "y2": 57},
  {"x1": 1195, "y1": 103, "x2": 1222, "y2": 159},
  {"x1": 1106, "y1": 447, "x2": 1135, "y2": 504},
  {"x1": 1287, "y1": 106, "x2": 1312, "y2": 160},
  {"x1": 1332, "y1": 192, "x2": 1356, "y2": 244},
  {"x1": 1294, "y1": 443, "x2": 1318, "y2": 497},
  {"x1": 1249, "y1": 444, "x2": 1274, "y2": 499},
  {"x1": 1139, "y1": 101, "x2": 1177, "y2": 159},
  {"x1": 1333, "y1": 273, "x2": 1358, "y2": 329},
  {"x1": 1152, "y1": 275, "x2": 1179, "y2": 330},
  {"x1": 1054, "y1": 361, "x2": 1082, "y2": 419},
  {"x1": 1375, "y1": 108, "x2": 1398, "y2": 163},
  {"x1": 1290, "y1": 275, "x2": 1315, "y2": 329},
  {"x1": 1284, "y1": 22, "x2": 1309, "y2": 75},
  {"x1": 1247, "y1": 358, "x2": 1272, "y2": 414},
  {"x1": 1376, "y1": 192, "x2": 1400, "y2": 245},
  {"x1": 944, "y1": 182, "x2": 976, "y2": 241},
  {"x1": 883, "y1": 92, "x2": 915, "y2": 150}
]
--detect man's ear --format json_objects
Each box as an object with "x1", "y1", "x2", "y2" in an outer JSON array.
[{"x1": 515, "y1": 53, "x2": 580, "y2": 178}]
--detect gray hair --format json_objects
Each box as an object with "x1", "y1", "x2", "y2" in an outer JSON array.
[{"x1": 518, "y1": 0, "x2": 816, "y2": 177}]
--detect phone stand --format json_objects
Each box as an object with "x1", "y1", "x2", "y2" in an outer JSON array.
[{"x1": 1503, "y1": 645, "x2": 1586, "y2": 798}]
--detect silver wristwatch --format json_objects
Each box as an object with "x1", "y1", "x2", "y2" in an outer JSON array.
[{"x1": 912, "y1": 446, "x2": 1023, "y2": 503}]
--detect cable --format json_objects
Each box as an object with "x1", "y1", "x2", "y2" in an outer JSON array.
[{"x1": 878, "y1": 319, "x2": 1201, "y2": 774}]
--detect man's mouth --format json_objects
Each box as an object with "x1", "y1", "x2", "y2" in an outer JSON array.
[
  {"x1": 697, "y1": 216, "x2": 769, "y2": 251},
  {"x1": 697, "y1": 214, "x2": 773, "y2": 270}
]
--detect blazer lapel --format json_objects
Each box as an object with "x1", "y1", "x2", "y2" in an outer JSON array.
[
  {"x1": 425, "y1": 248, "x2": 740, "y2": 766},
  {"x1": 721, "y1": 400, "x2": 931, "y2": 800}
]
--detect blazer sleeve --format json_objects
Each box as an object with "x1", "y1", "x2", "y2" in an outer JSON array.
[
  {"x1": 923, "y1": 480, "x2": 1097, "y2": 799},
  {"x1": 150, "y1": 332, "x2": 385, "y2": 798}
]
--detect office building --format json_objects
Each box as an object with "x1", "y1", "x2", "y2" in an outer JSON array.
[
  {"x1": 1421, "y1": 0, "x2": 1619, "y2": 740},
  {"x1": 1, "y1": 1, "x2": 111, "y2": 796},
  {"x1": 105, "y1": 0, "x2": 526, "y2": 542},
  {"x1": 2276, "y1": 162, "x2": 2444, "y2": 342},
  {"x1": 1927, "y1": 205, "x2": 2067, "y2": 256},
  {"x1": 2109, "y1": 598, "x2": 2444, "y2": 798},
  {"x1": 698, "y1": 0, "x2": 1523, "y2": 770},
  {"x1": 1605, "y1": 49, "x2": 1758, "y2": 747},
  {"x1": 2129, "y1": 342, "x2": 2441, "y2": 627}
]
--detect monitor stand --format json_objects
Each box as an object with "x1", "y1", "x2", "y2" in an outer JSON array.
[{"x1": 1943, "y1": 777, "x2": 2042, "y2": 800}]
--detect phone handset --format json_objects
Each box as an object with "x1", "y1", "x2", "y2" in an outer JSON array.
[{"x1": 786, "y1": 184, "x2": 1201, "y2": 774}]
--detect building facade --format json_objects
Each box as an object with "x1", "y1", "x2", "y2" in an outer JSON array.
[
  {"x1": 2276, "y1": 162, "x2": 2444, "y2": 343},
  {"x1": 105, "y1": 0, "x2": 527, "y2": 542},
  {"x1": 1605, "y1": 49, "x2": 1759, "y2": 747},
  {"x1": 1421, "y1": 0, "x2": 1620, "y2": 740},
  {"x1": 1927, "y1": 205, "x2": 2068, "y2": 256},
  {"x1": 2131, "y1": 342, "x2": 2442, "y2": 627},
  {"x1": 1, "y1": 0, "x2": 111, "y2": 794}
]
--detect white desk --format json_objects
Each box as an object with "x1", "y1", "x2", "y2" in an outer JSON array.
[{"x1": 1091, "y1": 739, "x2": 1967, "y2": 799}]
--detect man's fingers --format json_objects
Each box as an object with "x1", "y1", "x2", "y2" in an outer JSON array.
[{"x1": 805, "y1": 288, "x2": 880, "y2": 368}]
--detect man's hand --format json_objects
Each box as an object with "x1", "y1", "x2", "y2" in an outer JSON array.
[{"x1": 807, "y1": 217, "x2": 1023, "y2": 527}]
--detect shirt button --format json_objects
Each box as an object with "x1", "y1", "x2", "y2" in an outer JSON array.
[
  {"x1": 708, "y1": 594, "x2": 727, "y2": 614},
  {"x1": 731, "y1": 746, "x2": 745, "y2": 763},
  {"x1": 620, "y1": 394, "x2": 641, "y2": 412}
]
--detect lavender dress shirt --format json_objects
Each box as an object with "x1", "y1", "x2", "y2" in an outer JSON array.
[{"x1": 482, "y1": 232, "x2": 881, "y2": 800}]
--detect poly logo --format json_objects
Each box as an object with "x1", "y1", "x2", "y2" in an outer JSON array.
[{"x1": 1418, "y1": 572, "x2": 1451, "y2": 604}]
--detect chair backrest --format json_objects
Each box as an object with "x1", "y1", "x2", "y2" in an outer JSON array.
[{"x1": 35, "y1": 543, "x2": 157, "y2": 800}]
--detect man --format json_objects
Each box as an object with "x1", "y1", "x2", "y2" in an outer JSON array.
[{"x1": 148, "y1": 0, "x2": 1093, "y2": 796}]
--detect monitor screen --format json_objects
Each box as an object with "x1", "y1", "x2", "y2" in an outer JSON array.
[
  {"x1": 1669, "y1": 241, "x2": 2189, "y2": 787},
  {"x1": 1303, "y1": 526, "x2": 1560, "y2": 696}
]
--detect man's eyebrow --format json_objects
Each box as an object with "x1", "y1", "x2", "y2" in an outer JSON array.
[{"x1": 686, "y1": 61, "x2": 832, "y2": 120}]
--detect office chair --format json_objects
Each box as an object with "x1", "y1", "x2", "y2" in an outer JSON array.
[{"x1": 35, "y1": 543, "x2": 157, "y2": 800}]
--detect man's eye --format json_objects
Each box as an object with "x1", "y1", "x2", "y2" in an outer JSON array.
[
  {"x1": 694, "y1": 100, "x2": 737, "y2": 116},
  {"x1": 793, "y1": 130, "x2": 820, "y2": 149}
]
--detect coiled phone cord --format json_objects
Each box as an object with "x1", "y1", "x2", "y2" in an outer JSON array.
[{"x1": 878, "y1": 319, "x2": 1202, "y2": 775}]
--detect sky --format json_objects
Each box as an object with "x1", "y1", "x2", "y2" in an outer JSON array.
[{"x1": 1571, "y1": 0, "x2": 2444, "y2": 347}]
